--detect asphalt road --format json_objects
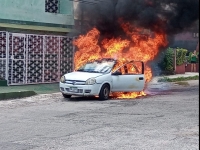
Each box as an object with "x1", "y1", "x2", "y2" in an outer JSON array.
[{"x1": 0, "y1": 81, "x2": 199, "y2": 150}]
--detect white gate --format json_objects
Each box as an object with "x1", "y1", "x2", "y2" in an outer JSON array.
[
  {"x1": 9, "y1": 33, "x2": 26, "y2": 84},
  {"x1": 0, "y1": 31, "x2": 74, "y2": 85}
]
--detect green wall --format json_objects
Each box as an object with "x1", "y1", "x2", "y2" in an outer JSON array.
[{"x1": 0, "y1": 0, "x2": 74, "y2": 26}]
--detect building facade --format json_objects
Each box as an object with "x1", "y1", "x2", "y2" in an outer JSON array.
[
  {"x1": 0, "y1": 0, "x2": 74, "y2": 34},
  {"x1": 0, "y1": 0, "x2": 75, "y2": 85}
]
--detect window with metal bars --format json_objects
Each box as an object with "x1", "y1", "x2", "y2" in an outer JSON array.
[{"x1": 45, "y1": 0, "x2": 59, "y2": 13}]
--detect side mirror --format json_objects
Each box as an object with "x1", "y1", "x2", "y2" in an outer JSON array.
[{"x1": 112, "y1": 71, "x2": 122, "y2": 75}]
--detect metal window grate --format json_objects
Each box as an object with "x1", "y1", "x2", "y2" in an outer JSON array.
[{"x1": 45, "y1": 0, "x2": 59, "y2": 13}]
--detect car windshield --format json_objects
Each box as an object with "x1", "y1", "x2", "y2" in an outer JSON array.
[{"x1": 77, "y1": 58, "x2": 116, "y2": 73}]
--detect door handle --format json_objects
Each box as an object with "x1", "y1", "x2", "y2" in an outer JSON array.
[{"x1": 139, "y1": 77, "x2": 143, "y2": 80}]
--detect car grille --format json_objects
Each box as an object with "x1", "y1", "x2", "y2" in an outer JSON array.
[
  {"x1": 65, "y1": 88, "x2": 83, "y2": 93},
  {"x1": 60, "y1": 87, "x2": 92, "y2": 94},
  {"x1": 65, "y1": 80, "x2": 85, "y2": 85}
]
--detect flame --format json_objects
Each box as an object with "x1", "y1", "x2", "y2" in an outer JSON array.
[
  {"x1": 73, "y1": 19, "x2": 168, "y2": 99},
  {"x1": 73, "y1": 28, "x2": 101, "y2": 69},
  {"x1": 112, "y1": 91, "x2": 146, "y2": 99}
]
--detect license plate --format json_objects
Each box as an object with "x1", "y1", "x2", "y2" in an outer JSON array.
[{"x1": 70, "y1": 87, "x2": 78, "y2": 92}]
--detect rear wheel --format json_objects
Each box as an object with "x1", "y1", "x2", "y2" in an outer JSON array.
[
  {"x1": 99, "y1": 84, "x2": 110, "y2": 100},
  {"x1": 62, "y1": 93, "x2": 72, "y2": 99}
]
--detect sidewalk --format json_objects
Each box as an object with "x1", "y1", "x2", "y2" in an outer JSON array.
[
  {"x1": 0, "y1": 72, "x2": 199, "y2": 100},
  {"x1": 150, "y1": 72, "x2": 199, "y2": 84}
]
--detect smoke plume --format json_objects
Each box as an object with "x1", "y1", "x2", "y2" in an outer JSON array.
[{"x1": 75, "y1": 0, "x2": 199, "y2": 37}]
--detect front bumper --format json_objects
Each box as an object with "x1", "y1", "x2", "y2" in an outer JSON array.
[{"x1": 59, "y1": 82, "x2": 101, "y2": 96}]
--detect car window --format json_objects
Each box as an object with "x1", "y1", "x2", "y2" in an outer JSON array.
[
  {"x1": 115, "y1": 61, "x2": 143, "y2": 75},
  {"x1": 77, "y1": 59, "x2": 116, "y2": 73}
]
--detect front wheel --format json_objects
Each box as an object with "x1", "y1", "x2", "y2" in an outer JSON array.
[
  {"x1": 99, "y1": 84, "x2": 110, "y2": 100},
  {"x1": 62, "y1": 93, "x2": 72, "y2": 99}
]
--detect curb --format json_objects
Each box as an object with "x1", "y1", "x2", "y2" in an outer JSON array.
[{"x1": 0, "y1": 91, "x2": 37, "y2": 100}]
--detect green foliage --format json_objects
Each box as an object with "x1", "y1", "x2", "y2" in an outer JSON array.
[
  {"x1": 176, "y1": 48, "x2": 187, "y2": 66},
  {"x1": 186, "y1": 52, "x2": 192, "y2": 63},
  {"x1": 160, "y1": 47, "x2": 188, "y2": 74},
  {"x1": 162, "y1": 47, "x2": 174, "y2": 71},
  {"x1": 157, "y1": 75, "x2": 199, "y2": 82}
]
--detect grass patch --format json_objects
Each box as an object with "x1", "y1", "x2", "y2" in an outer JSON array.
[
  {"x1": 0, "y1": 91, "x2": 37, "y2": 100},
  {"x1": 158, "y1": 75, "x2": 199, "y2": 82},
  {"x1": 0, "y1": 83, "x2": 60, "y2": 94}
]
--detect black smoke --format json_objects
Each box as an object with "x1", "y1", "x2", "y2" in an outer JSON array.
[{"x1": 75, "y1": 0, "x2": 199, "y2": 37}]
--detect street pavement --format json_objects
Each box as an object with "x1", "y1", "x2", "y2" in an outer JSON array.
[{"x1": 0, "y1": 72, "x2": 199, "y2": 100}]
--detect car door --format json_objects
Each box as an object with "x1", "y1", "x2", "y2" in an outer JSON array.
[{"x1": 111, "y1": 61, "x2": 145, "y2": 92}]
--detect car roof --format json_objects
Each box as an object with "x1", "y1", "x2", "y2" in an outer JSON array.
[{"x1": 87, "y1": 58, "x2": 117, "y2": 63}]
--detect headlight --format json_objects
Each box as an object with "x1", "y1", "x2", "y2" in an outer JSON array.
[
  {"x1": 60, "y1": 76, "x2": 66, "y2": 83},
  {"x1": 85, "y1": 78, "x2": 96, "y2": 85}
]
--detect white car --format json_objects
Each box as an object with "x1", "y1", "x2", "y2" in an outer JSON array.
[{"x1": 59, "y1": 58, "x2": 145, "y2": 100}]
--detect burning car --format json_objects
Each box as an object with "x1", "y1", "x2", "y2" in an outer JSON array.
[{"x1": 59, "y1": 58, "x2": 145, "y2": 100}]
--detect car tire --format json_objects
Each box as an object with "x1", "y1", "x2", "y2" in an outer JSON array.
[
  {"x1": 62, "y1": 93, "x2": 72, "y2": 99},
  {"x1": 99, "y1": 84, "x2": 110, "y2": 100}
]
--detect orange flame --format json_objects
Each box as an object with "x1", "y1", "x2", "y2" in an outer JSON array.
[
  {"x1": 112, "y1": 91, "x2": 146, "y2": 99},
  {"x1": 73, "y1": 20, "x2": 168, "y2": 99}
]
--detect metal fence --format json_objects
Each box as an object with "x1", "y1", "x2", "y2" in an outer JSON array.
[{"x1": 0, "y1": 31, "x2": 74, "y2": 85}]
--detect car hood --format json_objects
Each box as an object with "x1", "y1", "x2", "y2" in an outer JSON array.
[{"x1": 64, "y1": 71, "x2": 103, "y2": 81}]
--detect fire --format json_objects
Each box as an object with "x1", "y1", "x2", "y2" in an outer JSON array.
[
  {"x1": 73, "y1": 20, "x2": 167, "y2": 99},
  {"x1": 73, "y1": 28, "x2": 101, "y2": 69},
  {"x1": 112, "y1": 91, "x2": 146, "y2": 99}
]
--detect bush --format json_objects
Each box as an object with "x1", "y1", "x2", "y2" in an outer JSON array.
[
  {"x1": 176, "y1": 48, "x2": 187, "y2": 66},
  {"x1": 159, "y1": 47, "x2": 188, "y2": 74},
  {"x1": 162, "y1": 47, "x2": 174, "y2": 71},
  {"x1": 186, "y1": 52, "x2": 192, "y2": 63}
]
